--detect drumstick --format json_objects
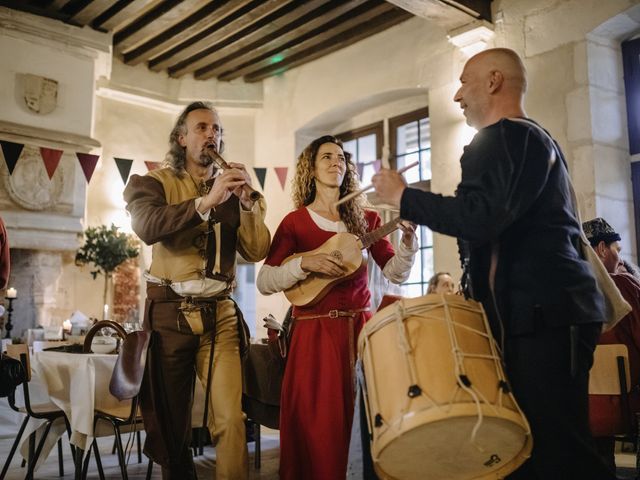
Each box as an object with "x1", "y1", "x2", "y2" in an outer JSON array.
[
  {"x1": 334, "y1": 160, "x2": 419, "y2": 207},
  {"x1": 209, "y1": 148, "x2": 263, "y2": 202}
]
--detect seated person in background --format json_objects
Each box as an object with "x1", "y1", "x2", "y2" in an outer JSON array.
[
  {"x1": 426, "y1": 271, "x2": 456, "y2": 294},
  {"x1": 583, "y1": 217, "x2": 640, "y2": 474}
]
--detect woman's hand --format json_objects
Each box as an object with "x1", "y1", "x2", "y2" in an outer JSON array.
[
  {"x1": 399, "y1": 221, "x2": 417, "y2": 247},
  {"x1": 300, "y1": 253, "x2": 346, "y2": 277}
]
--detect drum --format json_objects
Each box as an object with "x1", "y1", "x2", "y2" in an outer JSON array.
[{"x1": 358, "y1": 294, "x2": 532, "y2": 480}]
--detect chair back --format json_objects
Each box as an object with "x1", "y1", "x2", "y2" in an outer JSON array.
[
  {"x1": 83, "y1": 320, "x2": 127, "y2": 353},
  {"x1": 589, "y1": 344, "x2": 631, "y2": 395},
  {"x1": 6, "y1": 344, "x2": 30, "y2": 381},
  {"x1": 109, "y1": 330, "x2": 151, "y2": 401}
]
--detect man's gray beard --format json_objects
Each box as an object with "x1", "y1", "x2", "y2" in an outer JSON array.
[{"x1": 198, "y1": 151, "x2": 215, "y2": 167}]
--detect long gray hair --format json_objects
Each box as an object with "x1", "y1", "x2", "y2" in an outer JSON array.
[{"x1": 164, "y1": 101, "x2": 223, "y2": 175}]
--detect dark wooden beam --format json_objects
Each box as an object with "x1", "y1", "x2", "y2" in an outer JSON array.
[
  {"x1": 68, "y1": 0, "x2": 119, "y2": 25},
  {"x1": 122, "y1": 0, "x2": 250, "y2": 65},
  {"x1": 242, "y1": 7, "x2": 412, "y2": 83},
  {"x1": 112, "y1": 0, "x2": 185, "y2": 47},
  {"x1": 442, "y1": 0, "x2": 491, "y2": 22},
  {"x1": 147, "y1": 0, "x2": 288, "y2": 73},
  {"x1": 59, "y1": 0, "x2": 94, "y2": 17},
  {"x1": 210, "y1": 0, "x2": 372, "y2": 82},
  {"x1": 0, "y1": 0, "x2": 77, "y2": 25},
  {"x1": 91, "y1": 0, "x2": 154, "y2": 30},
  {"x1": 167, "y1": 0, "x2": 331, "y2": 78}
]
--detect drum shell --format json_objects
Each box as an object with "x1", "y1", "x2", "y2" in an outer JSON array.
[{"x1": 358, "y1": 294, "x2": 532, "y2": 480}]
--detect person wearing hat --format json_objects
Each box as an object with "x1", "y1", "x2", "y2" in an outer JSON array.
[{"x1": 584, "y1": 217, "x2": 640, "y2": 473}]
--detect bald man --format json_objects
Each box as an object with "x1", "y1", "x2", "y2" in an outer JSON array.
[{"x1": 373, "y1": 48, "x2": 613, "y2": 479}]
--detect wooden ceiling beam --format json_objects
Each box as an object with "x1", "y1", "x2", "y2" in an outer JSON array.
[
  {"x1": 67, "y1": 0, "x2": 118, "y2": 26},
  {"x1": 121, "y1": 0, "x2": 253, "y2": 65},
  {"x1": 202, "y1": 0, "x2": 390, "y2": 82},
  {"x1": 208, "y1": 0, "x2": 373, "y2": 82},
  {"x1": 166, "y1": 0, "x2": 332, "y2": 78},
  {"x1": 113, "y1": 0, "x2": 209, "y2": 50},
  {"x1": 0, "y1": 0, "x2": 76, "y2": 24},
  {"x1": 148, "y1": 0, "x2": 291, "y2": 73},
  {"x1": 243, "y1": 7, "x2": 412, "y2": 83},
  {"x1": 91, "y1": 0, "x2": 155, "y2": 30},
  {"x1": 443, "y1": 0, "x2": 492, "y2": 22}
]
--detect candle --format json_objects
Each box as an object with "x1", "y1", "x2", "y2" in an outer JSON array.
[
  {"x1": 63, "y1": 319, "x2": 72, "y2": 332},
  {"x1": 103, "y1": 304, "x2": 109, "y2": 320},
  {"x1": 6, "y1": 287, "x2": 16, "y2": 299}
]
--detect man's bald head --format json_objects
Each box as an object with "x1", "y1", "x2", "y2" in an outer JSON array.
[{"x1": 453, "y1": 48, "x2": 528, "y2": 128}]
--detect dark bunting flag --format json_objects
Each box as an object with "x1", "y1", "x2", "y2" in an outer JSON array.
[
  {"x1": 0, "y1": 140, "x2": 24, "y2": 174},
  {"x1": 114, "y1": 157, "x2": 134, "y2": 184},
  {"x1": 40, "y1": 147, "x2": 64, "y2": 179},
  {"x1": 253, "y1": 167, "x2": 267, "y2": 190},
  {"x1": 76, "y1": 153, "x2": 100, "y2": 183}
]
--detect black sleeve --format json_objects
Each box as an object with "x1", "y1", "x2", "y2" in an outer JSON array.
[{"x1": 399, "y1": 120, "x2": 554, "y2": 244}]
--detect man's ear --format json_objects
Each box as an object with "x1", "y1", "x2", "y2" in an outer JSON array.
[
  {"x1": 488, "y1": 70, "x2": 503, "y2": 93},
  {"x1": 178, "y1": 132, "x2": 187, "y2": 148},
  {"x1": 595, "y1": 240, "x2": 608, "y2": 259}
]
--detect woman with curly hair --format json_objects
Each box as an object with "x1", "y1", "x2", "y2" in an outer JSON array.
[{"x1": 257, "y1": 135, "x2": 417, "y2": 479}]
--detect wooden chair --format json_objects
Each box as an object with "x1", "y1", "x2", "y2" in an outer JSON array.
[
  {"x1": 589, "y1": 343, "x2": 640, "y2": 474},
  {"x1": 0, "y1": 345, "x2": 76, "y2": 480},
  {"x1": 80, "y1": 321, "x2": 150, "y2": 480}
]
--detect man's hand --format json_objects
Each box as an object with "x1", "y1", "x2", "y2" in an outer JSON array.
[
  {"x1": 371, "y1": 169, "x2": 407, "y2": 208},
  {"x1": 199, "y1": 167, "x2": 247, "y2": 213},
  {"x1": 300, "y1": 253, "x2": 346, "y2": 277},
  {"x1": 227, "y1": 162, "x2": 254, "y2": 210}
]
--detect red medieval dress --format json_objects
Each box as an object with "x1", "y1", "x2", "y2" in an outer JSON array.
[{"x1": 264, "y1": 207, "x2": 396, "y2": 480}]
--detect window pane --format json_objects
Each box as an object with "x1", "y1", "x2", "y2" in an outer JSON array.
[
  {"x1": 419, "y1": 118, "x2": 431, "y2": 148},
  {"x1": 360, "y1": 163, "x2": 376, "y2": 188},
  {"x1": 343, "y1": 139, "x2": 357, "y2": 158},
  {"x1": 357, "y1": 134, "x2": 377, "y2": 164},
  {"x1": 420, "y1": 226, "x2": 433, "y2": 247},
  {"x1": 420, "y1": 149, "x2": 431, "y2": 181},
  {"x1": 402, "y1": 152, "x2": 420, "y2": 184},
  {"x1": 401, "y1": 283, "x2": 424, "y2": 298},
  {"x1": 422, "y1": 248, "x2": 434, "y2": 282}
]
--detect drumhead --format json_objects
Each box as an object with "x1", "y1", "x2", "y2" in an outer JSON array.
[{"x1": 375, "y1": 415, "x2": 531, "y2": 480}]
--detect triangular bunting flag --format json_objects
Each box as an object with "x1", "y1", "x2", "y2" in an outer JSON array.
[
  {"x1": 274, "y1": 167, "x2": 288, "y2": 190},
  {"x1": 253, "y1": 167, "x2": 267, "y2": 190},
  {"x1": 0, "y1": 140, "x2": 24, "y2": 175},
  {"x1": 40, "y1": 147, "x2": 64, "y2": 179},
  {"x1": 114, "y1": 157, "x2": 134, "y2": 184},
  {"x1": 356, "y1": 162, "x2": 365, "y2": 180},
  {"x1": 76, "y1": 153, "x2": 100, "y2": 183},
  {"x1": 373, "y1": 159, "x2": 381, "y2": 173},
  {"x1": 145, "y1": 161, "x2": 161, "y2": 171}
]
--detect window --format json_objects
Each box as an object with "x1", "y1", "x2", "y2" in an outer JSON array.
[
  {"x1": 337, "y1": 122, "x2": 383, "y2": 188},
  {"x1": 389, "y1": 108, "x2": 433, "y2": 296}
]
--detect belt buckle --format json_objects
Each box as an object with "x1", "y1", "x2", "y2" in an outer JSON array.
[{"x1": 329, "y1": 310, "x2": 339, "y2": 319}]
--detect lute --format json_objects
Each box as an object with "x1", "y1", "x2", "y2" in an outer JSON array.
[{"x1": 283, "y1": 216, "x2": 403, "y2": 306}]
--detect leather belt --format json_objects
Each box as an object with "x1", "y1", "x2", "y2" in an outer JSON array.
[{"x1": 294, "y1": 308, "x2": 370, "y2": 321}]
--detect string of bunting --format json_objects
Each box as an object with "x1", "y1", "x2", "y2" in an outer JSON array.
[{"x1": 0, "y1": 139, "x2": 291, "y2": 191}]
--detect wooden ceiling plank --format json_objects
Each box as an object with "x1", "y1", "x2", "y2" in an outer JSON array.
[
  {"x1": 69, "y1": 0, "x2": 118, "y2": 25},
  {"x1": 200, "y1": 0, "x2": 372, "y2": 81},
  {"x1": 207, "y1": 0, "x2": 390, "y2": 82},
  {"x1": 443, "y1": 0, "x2": 492, "y2": 22},
  {"x1": 244, "y1": 8, "x2": 412, "y2": 82},
  {"x1": 114, "y1": 0, "x2": 210, "y2": 49},
  {"x1": 93, "y1": 0, "x2": 155, "y2": 30},
  {"x1": 167, "y1": 0, "x2": 332, "y2": 78},
  {"x1": 147, "y1": 0, "x2": 289, "y2": 72},
  {"x1": 0, "y1": 0, "x2": 74, "y2": 23},
  {"x1": 122, "y1": 0, "x2": 254, "y2": 65}
]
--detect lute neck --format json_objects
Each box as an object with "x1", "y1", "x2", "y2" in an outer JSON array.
[{"x1": 359, "y1": 217, "x2": 402, "y2": 249}]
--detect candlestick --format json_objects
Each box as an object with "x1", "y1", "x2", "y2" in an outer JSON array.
[{"x1": 3, "y1": 297, "x2": 14, "y2": 339}]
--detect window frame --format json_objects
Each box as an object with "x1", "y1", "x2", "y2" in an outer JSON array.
[
  {"x1": 388, "y1": 107, "x2": 429, "y2": 171},
  {"x1": 336, "y1": 121, "x2": 383, "y2": 165}
]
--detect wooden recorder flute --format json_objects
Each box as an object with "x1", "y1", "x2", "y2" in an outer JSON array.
[{"x1": 209, "y1": 148, "x2": 262, "y2": 202}]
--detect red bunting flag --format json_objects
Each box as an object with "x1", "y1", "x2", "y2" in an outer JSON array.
[
  {"x1": 274, "y1": 167, "x2": 288, "y2": 190},
  {"x1": 253, "y1": 167, "x2": 267, "y2": 190},
  {"x1": 145, "y1": 161, "x2": 161, "y2": 171},
  {"x1": 114, "y1": 157, "x2": 133, "y2": 184},
  {"x1": 76, "y1": 153, "x2": 100, "y2": 183},
  {"x1": 40, "y1": 147, "x2": 63, "y2": 179},
  {"x1": 0, "y1": 140, "x2": 24, "y2": 175}
]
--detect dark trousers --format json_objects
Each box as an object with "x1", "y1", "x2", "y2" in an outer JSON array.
[{"x1": 504, "y1": 322, "x2": 616, "y2": 480}]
